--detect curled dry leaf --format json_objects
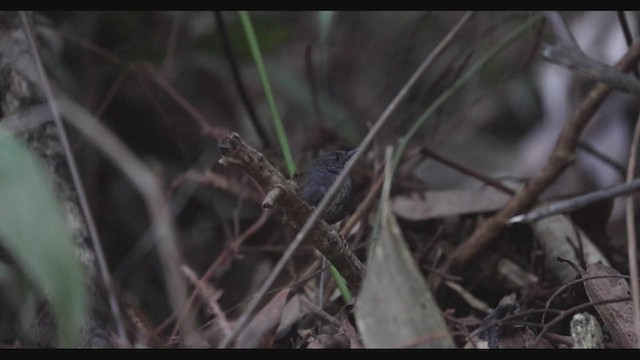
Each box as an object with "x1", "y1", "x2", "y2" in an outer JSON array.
[{"x1": 583, "y1": 263, "x2": 637, "y2": 348}]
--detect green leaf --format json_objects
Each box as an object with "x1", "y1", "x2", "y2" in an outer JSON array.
[{"x1": 0, "y1": 130, "x2": 87, "y2": 347}]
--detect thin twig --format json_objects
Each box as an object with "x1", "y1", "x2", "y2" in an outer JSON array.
[
  {"x1": 54, "y1": 28, "x2": 123, "y2": 65},
  {"x1": 544, "y1": 11, "x2": 582, "y2": 52},
  {"x1": 577, "y1": 141, "x2": 626, "y2": 176},
  {"x1": 180, "y1": 265, "x2": 232, "y2": 337},
  {"x1": 444, "y1": 280, "x2": 491, "y2": 313},
  {"x1": 167, "y1": 210, "x2": 270, "y2": 339},
  {"x1": 299, "y1": 294, "x2": 342, "y2": 328},
  {"x1": 468, "y1": 308, "x2": 561, "y2": 340},
  {"x1": 509, "y1": 178, "x2": 640, "y2": 224},
  {"x1": 95, "y1": 65, "x2": 131, "y2": 118},
  {"x1": 140, "y1": 63, "x2": 229, "y2": 140},
  {"x1": 534, "y1": 297, "x2": 633, "y2": 348},
  {"x1": 213, "y1": 11, "x2": 271, "y2": 149},
  {"x1": 421, "y1": 146, "x2": 516, "y2": 196},
  {"x1": 468, "y1": 297, "x2": 630, "y2": 346},
  {"x1": 617, "y1": 11, "x2": 640, "y2": 79},
  {"x1": 340, "y1": 174, "x2": 383, "y2": 238},
  {"x1": 541, "y1": 273, "x2": 631, "y2": 325},
  {"x1": 625, "y1": 111, "x2": 640, "y2": 347},
  {"x1": 18, "y1": 12, "x2": 128, "y2": 343},
  {"x1": 162, "y1": 12, "x2": 181, "y2": 75},
  {"x1": 304, "y1": 45, "x2": 325, "y2": 124},
  {"x1": 218, "y1": 11, "x2": 476, "y2": 348},
  {"x1": 541, "y1": 43, "x2": 640, "y2": 95}
]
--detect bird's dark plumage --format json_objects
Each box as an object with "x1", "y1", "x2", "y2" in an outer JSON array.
[{"x1": 297, "y1": 149, "x2": 356, "y2": 224}]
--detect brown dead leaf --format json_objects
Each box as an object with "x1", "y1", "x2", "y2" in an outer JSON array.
[
  {"x1": 583, "y1": 263, "x2": 637, "y2": 348},
  {"x1": 235, "y1": 288, "x2": 291, "y2": 348},
  {"x1": 391, "y1": 188, "x2": 511, "y2": 221}
]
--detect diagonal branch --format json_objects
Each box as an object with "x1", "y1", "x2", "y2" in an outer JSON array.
[
  {"x1": 541, "y1": 43, "x2": 640, "y2": 95},
  {"x1": 544, "y1": 11, "x2": 582, "y2": 52},
  {"x1": 542, "y1": 11, "x2": 640, "y2": 95},
  {"x1": 449, "y1": 38, "x2": 640, "y2": 269}
]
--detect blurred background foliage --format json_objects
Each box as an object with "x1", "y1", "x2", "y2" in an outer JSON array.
[{"x1": 2, "y1": 11, "x2": 638, "y2": 347}]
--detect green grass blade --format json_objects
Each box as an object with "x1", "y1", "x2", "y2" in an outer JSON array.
[
  {"x1": 240, "y1": 11, "x2": 354, "y2": 301},
  {"x1": 239, "y1": 11, "x2": 296, "y2": 177},
  {"x1": 0, "y1": 131, "x2": 87, "y2": 347},
  {"x1": 329, "y1": 264, "x2": 352, "y2": 302}
]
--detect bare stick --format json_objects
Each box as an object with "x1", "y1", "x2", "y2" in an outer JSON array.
[
  {"x1": 626, "y1": 112, "x2": 640, "y2": 347},
  {"x1": 617, "y1": 11, "x2": 640, "y2": 79},
  {"x1": 140, "y1": 63, "x2": 229, "y2": 140},
  {"x1": 509, "y1": 178, "x2": 640, "y2": 224},
  {"x1": 544, "y1": 11, "x2": 582, "y2": 52},
  {"x1": 19, "y1": 12, "x2": 128, "y2": 343},
  {"x1": 541, "y1": 43, "x2": 640, "y2": 95},
  {"x1": 578, "y1": 141, "x2": 626, "y2": 176},
  {"x1": 162, "y1": 12, "x2": 181, "y2": 74},
  {"x1": 543, "y1": 11, "x2": 640, "y2": 94},
  {"x1": 166, "y1": 210, "x2": 270, "y2": 339},
  {"x1": 421, "y1": 146, "x2": 516, "y2": 196},
  {"x1": 218, "y1": 11, "x2": 475, "y2": 348},
  {"x1": 299, "y1": 294, "x2": 342, "y2": 327}
]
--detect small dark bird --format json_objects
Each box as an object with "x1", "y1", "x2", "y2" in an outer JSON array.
[{"x1": 297, "y1": 149, "x2": 357, "y2": 224}]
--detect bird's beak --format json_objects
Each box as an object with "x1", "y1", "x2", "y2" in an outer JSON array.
[{"x1": 346, "y1": 148, "x2": 358, "y2": 159}]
